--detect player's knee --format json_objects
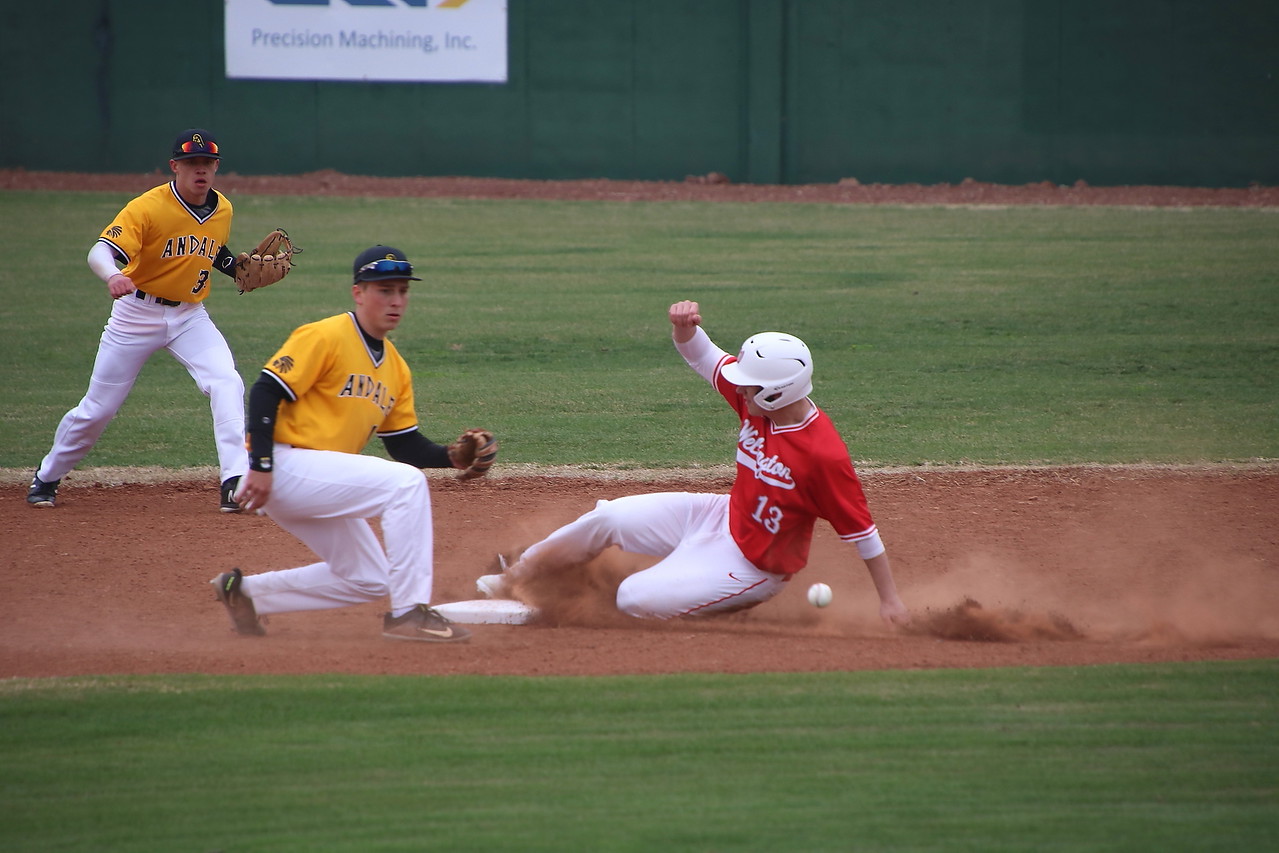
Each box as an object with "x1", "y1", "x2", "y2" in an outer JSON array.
[
  {"x1": 74, "y1": 398, "x2": 116, "y2": 423},
  {"x1": 204, "y1": 372, "x2": 244, "y2": 400},
  {"x1": 581, "y1": 498, "x2": 617, "y2": 520},
  {"x1": 614, "y1": 580, "x2": 648, "y2": 617},
  {"x1": 391, "y1": 463, "x2": 428, "y2": 494},
  {"x1": 381, "y1": 464, "x2": 429, "y2": 514},
  {"x1": 349, "y1": 578, "x2": 388, "y2": 600},
  {"x1": 573, "y1": 499, "x2": 626, "y2": 538},
  {"x1": 75, "y1": 384, "x2": 130, "y2": 422},
  {"x1": 615, "y1": 578, "x2": 673, "y2": 620}
]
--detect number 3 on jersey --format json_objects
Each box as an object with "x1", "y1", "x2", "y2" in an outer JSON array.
[{"x1": 752, "y1": 496, "x2": 783, "y2": 534}]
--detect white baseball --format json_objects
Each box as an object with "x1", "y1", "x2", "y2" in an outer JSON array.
[{"x1": 807, "y1": 582, "x2": 833, "y2": 608}]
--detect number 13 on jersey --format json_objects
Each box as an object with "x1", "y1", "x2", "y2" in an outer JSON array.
[{"x1": 752, "y1": 496, "x2": 783, "y2": 533}]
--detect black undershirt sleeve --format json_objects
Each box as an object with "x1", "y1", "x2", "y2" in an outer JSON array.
[
  {"x1": 214, "y1": 245, "x2": 237, "y2": 278},
  {"x1": 382, "y1": 431, "x2": 454, "y2": 469},
  {"x1": 246, "y1": 373, "x2": 287, "y2": 472}
]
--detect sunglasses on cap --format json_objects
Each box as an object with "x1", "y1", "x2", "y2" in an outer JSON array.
[
  {"x1": 179, "y1": 139, "x2": 219, "y2": 155},
  {"x1": 358, "y1": 259, "x2": 414, "y2": 277}
]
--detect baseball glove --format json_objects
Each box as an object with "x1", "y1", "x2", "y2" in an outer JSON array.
[
  {"x1": 448, "y1": 428, "x2": 498, "y2": 481},
  {"x1": 235, "y1": 228, "x2": 300, "y2": 294}
]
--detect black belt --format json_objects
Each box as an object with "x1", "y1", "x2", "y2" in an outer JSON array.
[{"x1": 135, "y1": 289, "x2": 181, "y2": 307}]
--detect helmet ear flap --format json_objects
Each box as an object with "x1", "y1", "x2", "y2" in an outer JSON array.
[{"x1": 758, "y1": 388, "x2": 790, "y2": 408}]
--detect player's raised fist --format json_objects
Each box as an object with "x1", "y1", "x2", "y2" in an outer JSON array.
[{"x1": 669, "y1": 300, "x2": 702, "y2": 329}]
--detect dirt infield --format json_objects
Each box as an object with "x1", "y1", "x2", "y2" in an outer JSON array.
[
  {"x1": 4, "y1": 466, "x2": 1277, "y2": 678},
  {"x1": 3, "y1": 171, "x2": 1275, "y2": 679}
]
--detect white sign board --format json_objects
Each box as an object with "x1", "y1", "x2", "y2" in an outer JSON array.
[{"x1": 225, "y1": 0, "x2": 507, "y2": 83}]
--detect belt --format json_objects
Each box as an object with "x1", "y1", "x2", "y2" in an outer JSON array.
[{"x1": 135, "y1": 289, "x2": 181, "y2": 307}]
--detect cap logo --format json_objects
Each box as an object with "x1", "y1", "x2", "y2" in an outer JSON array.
[{"x1": 177, "y1": 137, "x2": 219, "y2": 155}]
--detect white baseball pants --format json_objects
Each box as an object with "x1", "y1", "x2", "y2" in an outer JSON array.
[
  {"x1": 239, "y1": 445, "x2": 435, "y2": 615},
  {"x1": 37, "y1": 293, "x2": 247, "y2": 483},
  {"x1": 512, "y1": 492, "x2": 789, "y2": 618}
]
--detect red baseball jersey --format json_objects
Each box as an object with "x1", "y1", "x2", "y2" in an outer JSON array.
[{"x1": 711, "y1": 354, "x2": 879, "y2": 575}]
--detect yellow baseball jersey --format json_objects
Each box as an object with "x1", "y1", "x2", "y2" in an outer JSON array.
[
  {"x1": 262, "y1": 313, "x2": 418, "y2": 454},
  {"x1": 96, "y1": 181, "x2": 232, "y2": 303}
]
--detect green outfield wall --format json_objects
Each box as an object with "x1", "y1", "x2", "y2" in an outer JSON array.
[{"x1": 1, "y1": 0, "x2": 1274, "y2": 186}]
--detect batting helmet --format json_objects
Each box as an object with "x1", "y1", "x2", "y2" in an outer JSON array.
[{"x1": 720, "y1": 332, "x2": 814, "y2": 411}]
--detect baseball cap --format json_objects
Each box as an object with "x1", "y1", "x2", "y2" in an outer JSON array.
[
  {"x1": 171, "y1": 128, "x2": 220, "y2": 160},
  {"x1": 353, "y1": 245, "x2": 422, "y2": 283}
]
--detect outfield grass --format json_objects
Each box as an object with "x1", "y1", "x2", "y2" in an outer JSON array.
[
  {"x1": 1, "y1": 192, "x2": 1275, "y2": 469},
  {"x1": 1, "y1": 661, "x2": 1276, "y2": 852}
]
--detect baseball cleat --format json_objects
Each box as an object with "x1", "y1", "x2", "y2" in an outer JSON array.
[
  {"x1": 476, "y1": 552, "x2": 518, "y2": 599},
  {"x1": 476, "y1": 573, "x2": 511, "y2": 600},
  {"x1": 211, "y1": 568, "x2": 266, "y2": 636},
  {"x1": 382, "y1": 604, "x2": 471, "y2": 643},
  {"x1": 26, "y1": 472, "x2": 60, "y2": 508},
  {"x1": 220, "y1": 476, "x2": 243, "y2": 513}
]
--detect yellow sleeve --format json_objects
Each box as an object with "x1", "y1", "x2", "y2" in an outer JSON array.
[
  {"x1": 98, "y1": 195, "x2": 150, "y2": 265},
  {"x1": 263, "y1": 322, "x2": 332, "y2": 400}
]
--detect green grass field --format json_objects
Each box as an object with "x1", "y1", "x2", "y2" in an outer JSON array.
[
  {"x1": 2, "y1": 662, "x2": 1276, "y2": 852},
  {"x1": 1, "y1": 191, "x2": 1276, "y2": 850},
  {"x1": 1, "y1": 193, "x2": 1276, "y2": 470}
]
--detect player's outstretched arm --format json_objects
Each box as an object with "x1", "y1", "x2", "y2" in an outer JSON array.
[
  {"x1": 669, "y1": 300, "x2": 702, "y2": 344},
  {"x1": 671, "y1": 300, "x2": 728, "y2": 382},
  {"x1": 863, "y1": 552, "x2": 911, "y2": 626}
]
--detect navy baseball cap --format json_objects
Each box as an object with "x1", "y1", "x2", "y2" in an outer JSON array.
[
  {"x1": 172, "y1": 128, "x2": 220, "y2": 160},
  {"x1": 353, "y1": 246, "x2": 421, "y2": 283}
]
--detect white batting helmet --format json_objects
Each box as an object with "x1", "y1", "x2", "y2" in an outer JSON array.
[{"x1": 720, "y1": 332, "x2": 814, "y2": 411}]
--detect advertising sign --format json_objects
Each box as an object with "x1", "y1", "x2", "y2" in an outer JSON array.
[{"x1": 225, "y1": 0, "x2": 507, "y2": 83}]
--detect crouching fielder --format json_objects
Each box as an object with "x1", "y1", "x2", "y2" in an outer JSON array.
[
  {"x1": 479, "y1": 300, "x2": 910, "y2": 625},
  {"x1": 212, "y1": 246, "x2": 496, "y2": 643}
]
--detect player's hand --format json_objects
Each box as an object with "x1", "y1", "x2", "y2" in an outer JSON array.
[
  {"x1": 669, "y1": 300, "x2": 702, "y2": 343},
  {"x1": 107, "y1": 273, "x2": 135, "y2": 300},
  {"x1": 238, "y1": 469, "x2": 273, "y2": 513},
  {"x1": 880, "y1": 597, "x2": 911, "y2": 627}
]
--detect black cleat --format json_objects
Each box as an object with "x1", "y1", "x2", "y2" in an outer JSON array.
[
  {"x1": 220, "y1": 476, "x2": 242, "y2": 513},
  {"x1": 382, "y1": 604, "x2": 471, "y2": 643},
  {"x1": 26, "y1": 472, "x2": 60, "y2": 508},
  {"x1": 211, "y1": 568, "x2": 265, "y2": 636}
]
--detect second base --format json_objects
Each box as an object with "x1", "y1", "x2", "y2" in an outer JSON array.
[{"x1": 434, "y1": 599, "x2": 538, "y2": 625}]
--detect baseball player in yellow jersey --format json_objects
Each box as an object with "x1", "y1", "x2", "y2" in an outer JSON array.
[
  {"x1": 27, "y1": 129, "x2": 250, "y2": 512},
  {"x1": 211, "y1": 246, "x2": 494, "y2": 643}
]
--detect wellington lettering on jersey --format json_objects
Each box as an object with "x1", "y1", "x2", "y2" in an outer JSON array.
[
  {"x1": 160, "y1": 235, "x2": 222, "y2": 262},
  {"x1": 738, "y1": 421, "x2": 796, "y2": 489},
  {"x1": 338, "y1": 373, "x2": 396, "y2": 416}
]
